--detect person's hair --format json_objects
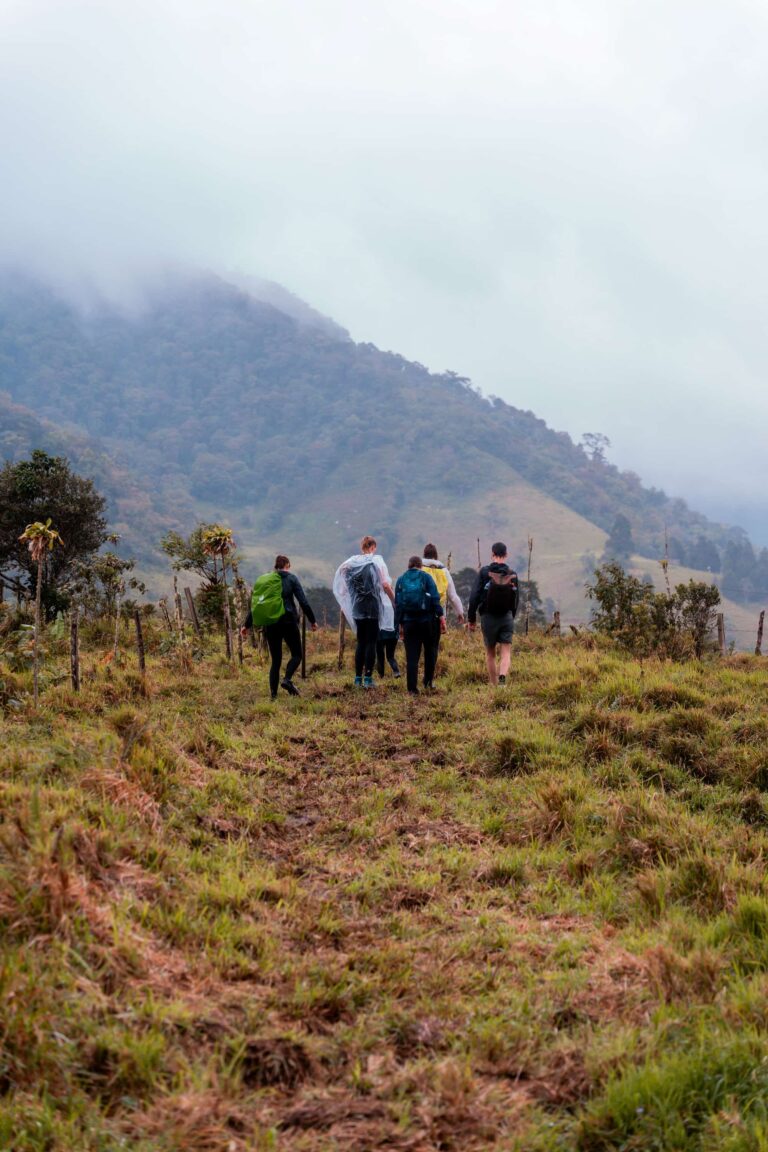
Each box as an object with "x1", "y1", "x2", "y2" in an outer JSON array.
[
  {"x1": 408, "y1": 555, "x2": 423, "y2": 569},
  {"x1": 274, "y1": 554, "x2": 290, "y2": 570},
  {"x1": 361, "y1": 535, "x2": 377, "y2": 552},
  {"x1": 491, "y1": 541, "x2": 507, "y2": 558},
  {"x1": 423, "y1": 543, "x2": 438, "y2": 560}
]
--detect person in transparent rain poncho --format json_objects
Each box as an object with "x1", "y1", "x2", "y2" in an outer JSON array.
[{"x1": 333, "y1": 535, "x2": 395, "y2": 688}]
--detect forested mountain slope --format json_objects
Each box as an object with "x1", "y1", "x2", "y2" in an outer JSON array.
[{"x1": 0, "y1": 270, "x2": 746, "y2": 601}]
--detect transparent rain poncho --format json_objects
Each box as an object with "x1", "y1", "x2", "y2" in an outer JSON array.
[{"x1": 333, "y1": 553, "x2": 395, "y2": 633}]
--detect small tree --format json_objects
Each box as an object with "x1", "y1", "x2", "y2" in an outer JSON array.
[
  {"x1": 0, "y1": 452, "x2": 107, "y2": 616},
  {"x1": 19, "y1": 519, "x2": 63, "y2": 706},
  {"x1": 603, "y1": 514, "x2": 634, "y2": 564},
  {"x1": 587, "y1": 562, "x2": 720, "y2": 659}
]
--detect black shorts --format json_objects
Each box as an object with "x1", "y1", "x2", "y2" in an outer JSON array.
[{"x1": 481, "y1": 611, "x2": 515, "y2": 647}]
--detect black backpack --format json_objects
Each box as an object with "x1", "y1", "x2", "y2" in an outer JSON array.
[
  {"x1": 348, "y1": 561, "x2": 379, "y2": 617},
  {"x1": 484, "y1": 566, "x2": 519, "y2": 616}
]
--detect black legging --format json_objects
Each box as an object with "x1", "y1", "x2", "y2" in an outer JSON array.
[
  {"x1": 376, "y1": 633, "x2": 400, "y2": 676},
  {"x1": 264, "y1": 616, "x2": 303, "y2": 696},
  {"x1": 354, "y1": 618, "x2": 380, "y2": 677}
]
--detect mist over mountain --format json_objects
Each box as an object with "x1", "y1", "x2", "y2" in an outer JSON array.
[{"x1": 0, "y1": 269, "x2": 751, "y2": 609}]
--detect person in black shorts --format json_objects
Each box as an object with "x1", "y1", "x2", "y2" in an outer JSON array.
[{"x1": 467, "y1": 541, "x2": 519, "y2": 686}]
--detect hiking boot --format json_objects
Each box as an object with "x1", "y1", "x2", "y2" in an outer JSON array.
[
  {"x1": 498, "y1": 675, "x2": 507, "y2": 686},
  {"x1": 354, "y1": 675, "x2": 363, "y2": 687},
  {"x1": 363, "y1": 675, "x2": 374, "y2": 689},
  {"x1": 281, "y1": 678, "x2": 300, "y2": 696}
]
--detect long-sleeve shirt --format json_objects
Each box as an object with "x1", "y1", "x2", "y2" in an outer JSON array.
[
  {"x1": 244, "y1": 570, "x2": 316, "y2": 628},
  {"x1": 421, "y1": 558, "x2": 464, "y2": 616},
  {"x1": 467, "y1": 565, "x2": 492, "y2": 625}
]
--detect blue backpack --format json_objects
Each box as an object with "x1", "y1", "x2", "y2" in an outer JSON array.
[{"x1": 397, "y1": 569, "x2": 432, "y2": 615}]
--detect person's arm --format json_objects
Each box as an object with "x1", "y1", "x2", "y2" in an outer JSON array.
[
  {"x1": 446, "y1": 570, "x2": 464, "y2": 621},
  {"x1": 289, "y1": 574, "x2": 318, "y2": 627},
  {"x1": 377, "y1": 558, "x2": 395, "y2": 603},
  {"x1": 467, "y1": 567, "x2": 486, "y2": 627},
  {"x1": 393, "y1": 577, "x2": 402, "y2": 632}
]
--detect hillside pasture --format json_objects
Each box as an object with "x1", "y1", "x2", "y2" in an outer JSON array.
[{"x1": 3, "y1": 625, "x2": 768, "y2": 1148}]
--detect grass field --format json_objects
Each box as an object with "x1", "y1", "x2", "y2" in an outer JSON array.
[{"x1": 4, "y1": 622, "x2": 768, "y2": 1150}]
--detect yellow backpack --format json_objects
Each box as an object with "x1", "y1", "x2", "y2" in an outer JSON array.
[{"x1": 426, "y1": 564, "x2": 450, "y2": 607}]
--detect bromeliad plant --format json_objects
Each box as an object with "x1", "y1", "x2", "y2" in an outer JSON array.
[
  {"x1": 19, "y1": 519, "x2": 64, "y2": 706},
  {"x1": 201, "y1": 525, "x2": 236, "y2": 658}
]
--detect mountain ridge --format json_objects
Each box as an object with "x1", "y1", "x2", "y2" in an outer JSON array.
[{"x1": 0, "y1": 269, "x2": 748, "y2": 614}]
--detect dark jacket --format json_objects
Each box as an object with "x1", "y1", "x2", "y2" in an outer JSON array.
[
  {"x1": 394, "y1": 569, "x2": 444, "y2": 630},
  {"x1": 244, "y1": 570, "x2": 316, "y2": 629},
  {"x1": 468, "y1": 562, "x2": 518, "y2": 624}
]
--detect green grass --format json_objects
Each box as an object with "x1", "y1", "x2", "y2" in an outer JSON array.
[{"x1": 5, "y1": 623, "x2": 768, "y2": 1148}]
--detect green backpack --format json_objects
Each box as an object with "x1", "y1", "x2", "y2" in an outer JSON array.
[{"x1": 250, "y1": 571, "x2": 286, "y2": 628}]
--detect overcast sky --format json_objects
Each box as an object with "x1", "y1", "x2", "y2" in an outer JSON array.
[{"x1": 2, "y1": 0, "x2": 768, "y2": 539}]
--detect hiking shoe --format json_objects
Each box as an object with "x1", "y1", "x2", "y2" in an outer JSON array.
[
  {"x1": 392, "y1": 669, "x2": 401, "y2": 679},
  {"x1": 354, "y1": 675, "x2": 363, "y2": 687},
  {"x1": 363, "y1": 675, "x2": 374, "y2": 689},
  {"x1": 498, "y1": 675, "x2": 507, "y2": 686},
  {"x1": 281, "y1": 678, "x2": 300, "y2": 696}
]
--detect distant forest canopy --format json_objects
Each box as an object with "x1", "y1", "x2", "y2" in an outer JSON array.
[{"x1": 0, "y1": 268, "x2": 756, "y2": 599}]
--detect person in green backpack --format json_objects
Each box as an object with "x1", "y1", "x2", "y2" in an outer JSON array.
[{"x1": 242, "y1": 555, "x2": 318, "y2": 699}]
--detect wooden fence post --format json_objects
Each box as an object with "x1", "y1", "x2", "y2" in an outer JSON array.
[
  {"x1": 184, "y1": 587, "x2": 202, "y2": 637},
  {"x1": 717, "y1": 613, "x2": 726, "y2": 656},
  {"x1": 134, "y1": 608, "x2": 146, "y2": 675},
  {"x1": 173, "y1": 577, "x2": 185, "y2": 637},
  {"x1": 159, "y1": 598, "x2": 173, "y2": 631},
  {"x1": 524, "y1": 535, "x2": 533, "y2": 636},
  {"x1": 237, "y1": 621, "x2": 244, "y2": 666},
  {"x1": 338, "y1": 613, "x2": 346, "y2": 670},
  {"x1": 223, "y1": 599, "x2": 233, "y2": 661},
  {"x1": 757, "y1": 610, "x2": 765, "y2": 657},
  {"x1": 70, "y1": 609, "x2": 80, "y2": 693},
  {"x1": 553, "y1": 610, "x2": 561, "y2": 637}
]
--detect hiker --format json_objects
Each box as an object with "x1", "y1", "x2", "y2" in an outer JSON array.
[
  {"x1": 241, "y1": 555, "x2": 318, "y2": 699},
  {"x1": 394, "y1": 556, "x2": 444, "y2": 695},
  {"x1": 468, "y1": 541, "x2": 519, "y2": 686},
  {"x1": 333, "y1": 535, "x2": 395, "y2": 688},
  {"x1": 376, "y1": 626, "x2": 400, "y2": 679},
  {"x1": 422, "y1": 543, "x2": 464, "y2": 687}
]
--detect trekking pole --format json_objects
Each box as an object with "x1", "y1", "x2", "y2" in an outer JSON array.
[
  {"x1": 476, "y1": 538, "x2": 481, "y2": 569},
  {"x1": 301, "y1": 612, "x2": 307, "y2": 679}
]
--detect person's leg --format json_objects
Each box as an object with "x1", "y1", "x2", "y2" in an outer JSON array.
[
  {"x1": 353, "y1": 619, "x2": 366, "y2": 679},
  {"x1": 386, "y1": 635, "x2": 400, "y2": 675},
  {"x1": 485, "y1": 645, "x2": 498, "y2": 686},
  {"x1": 376, "y1": 633, "x2": 385, "y2": 677},
  {"x1": 426, "y1": 618, "x2": 441, "y2": 687},
  {"x1": 402, "y1": 623, "x2": 421, "y2": 693},
  {"x1": 497, "y1": 614, "x2": 514, "y2": 684},
  {"x1": 362, "y1": 619, "x2": 379, "y2": 680},
  {"x1": 264, "y1": 622, "x2": 283, "y2": 697},
  {"x1": 282, "y1": 617, "x2": 303, "y2": 686},
  {"x1": 423, "y1": 621, "x2": 438, "y2": 688}
]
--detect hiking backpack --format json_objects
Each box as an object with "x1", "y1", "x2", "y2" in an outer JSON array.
[
  {"x1": 426, "y1": 564, "x2": 450, "y2": 607},
  {"x1": 484, "y1": 567, "x2": 519, "y2": 616},
  {"x1": 397, "y1": 569, "x2": 433, "y2": 615},
  {"x1": 250, "y1": 571, "x2": 286, "y2": 628},
  {"x1": 347, "y1": 561, "x2": 379, "y2": 617}
]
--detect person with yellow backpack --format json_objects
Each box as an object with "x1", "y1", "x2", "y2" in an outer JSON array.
[{"x1": 421, "y1": 543, "x2": 465, "y2": 689}]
